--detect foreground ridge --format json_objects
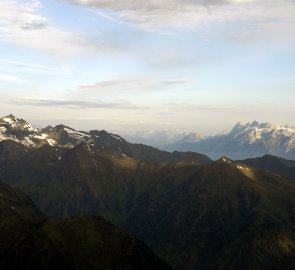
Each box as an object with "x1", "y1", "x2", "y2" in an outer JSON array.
[{"x1": 0, "y1": 182, "x2": 173, "y2": 270}]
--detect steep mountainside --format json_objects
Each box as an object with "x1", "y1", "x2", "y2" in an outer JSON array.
[
  {"x1": 125, "y1": 158, "x2": 295, "y2": 270},
  {"x1": 166, "y1": 121, "x2": 295, "y2": 160},
  {"x1": 0, "y1": 140, "x2": 28, "y2": 168},
  {"x1": 2, "y1": 142, "x2": 295, "y2": 269},
  {"x1": 0, "y1": 182, "x2": 172, "y2": 270},
  {"x1": 0, "y1": 140, "x2": 208, "y2": 225},
  {"x1": 0, "y1": 142, "x2": 157, "y2": 224}
]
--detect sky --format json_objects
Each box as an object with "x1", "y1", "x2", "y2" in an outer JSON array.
[{"x1": 0, "y1": 0, "x2": 294, "y2": 135}]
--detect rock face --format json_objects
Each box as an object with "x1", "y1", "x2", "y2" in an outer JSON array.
[
  {"x1": 166, "y1": 121, "x2": 295, "y2": 160},
  {"x1": 0, "y1": 182, "x2": 173, "y2": 270}
]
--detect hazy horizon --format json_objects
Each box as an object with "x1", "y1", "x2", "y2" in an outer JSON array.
[
  {"x1": 0, "y1": 114, "x2": 293, "y2": 137},
  {"x1": 0, "y1": 0, "x2": 294, "y2": 133}
]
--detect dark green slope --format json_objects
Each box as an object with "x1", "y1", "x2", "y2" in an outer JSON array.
[
  {"x1": 125, "y1": 158, "x2": 295, "y2": 270},
  {"x1": 2, "y1": 140, "x2": 295, "y2": 270},
  {"x1": 0, "y1": 141, "x2": 209, "y2": 225},
  {"x1": 1, "y1": 142, "x2": 159, "y2": 225},
  {"x1": 238, "y1": 155, "x2": 295, "y2": 180},
  {"x1": 0, "y1": 182, "x2": 173, "y2": 270},
  {"x1": 0, "y1": 140, "x2": 29, "y2": 168}
]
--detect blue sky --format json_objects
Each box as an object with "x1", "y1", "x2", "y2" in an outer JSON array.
[{"x1": 0, "y1": 0, "x2": 294, "y2": 134}]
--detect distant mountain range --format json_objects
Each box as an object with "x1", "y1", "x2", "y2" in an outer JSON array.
[
  {"x1": 164, "y1": 121, "x2": 295, "y2": 160},
  {"x1": 3, "y1": 114, "x2": 294, "y2": 161},
  {"x1": 122, "y1": 129, "x2": 203, "y2": 147},
  {"x1": 1, "y1": 114, "x2": 295, "y2": 270}
]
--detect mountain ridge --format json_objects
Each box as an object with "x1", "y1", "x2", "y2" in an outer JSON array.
[
  {"x1": 125, "y1": 158, "x2": 295, "y2": 270},
  {"x1": 0, "y1": 114, "x2": 211, "y2": 165},
  {"x1": 165, "y1": 120, "x2": 295, "y2": 160}
]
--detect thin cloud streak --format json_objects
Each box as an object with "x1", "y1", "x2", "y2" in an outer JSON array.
[
  {"x1": 77, "y1": 77, "x2": 193, "y2": 92},
  {"x1": 0, "y1": 59, "x2": 70, "y2": 75},
  {"x1": 12, "y1": 97, "x2": 147, "y2": 110},
  {"x1": 164, "y1": 102, "x2": 263, "y2": 114}
]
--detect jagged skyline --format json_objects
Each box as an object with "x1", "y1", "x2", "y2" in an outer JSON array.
[
  {"x1": 0, "y1": 0, "x2": 294, "y2": 134},
  {"x1": 1, "y1": 113, "x2": 295, "y2": 161}
]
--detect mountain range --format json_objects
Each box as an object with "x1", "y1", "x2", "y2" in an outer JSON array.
[
  {"x1": 164, "y1": 121, "x2": 295, "y2": 160},
  {"x1": 121, "y1": 130, "x2": 203, "y2": 147},
  {"x1": 0, "y1": 114, "x2": 210, "y2": 164},
  {"x1": 1, "y1": 114, "x2": 295, "y2": 270},
  {"x1": 2, "y1": 114, "x2": 294, "y2": 161}
]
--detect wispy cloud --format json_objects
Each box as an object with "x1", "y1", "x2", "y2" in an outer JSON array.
[
  {"x1": 163, "y1": 79, "x2": 192, "y2": 85},
  {"x1": 0, "y1": 74, "x2": 27, "y2": 83},
  {"x1": 163, "y1": 102, "x2": 292, "y2": 115},
  {"x1": 77, "y1": 76, "x2": 193, "y2": 92},
  {"x1": 165, "y1": 102, "x2": 237, "y2": 113},
  {"x1": 0, "y1": 59, "x2": 70, "y2": 75},
  {"x1": 12, "y1": 96, "x2": 146, "y2": 110},
  {"x1": 0, "y1": 0, "x2": 108, "y2": 57}
]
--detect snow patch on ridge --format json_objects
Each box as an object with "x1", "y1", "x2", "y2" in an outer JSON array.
[
  {"x1": 0, "y1": 126, "x2": 7, "y2": 132},
  {"x1": 111, "y1": 134, "x2": 121, "y2": 140},
  {"x1": 34, "y1": 134, "x2": 48, "y2": 140},
  {"x1": 23, "y1": 123, "x2": 38, "y2": 132},
  {"x1": 47, "y1": 139, "x2": 56, "y2": 146},
  {"x1": 3, "y1": 117, "x2": 14, "y2": 124},
  {"x1": 64, "y1": 128, "x2": 91, "y2": 141}
]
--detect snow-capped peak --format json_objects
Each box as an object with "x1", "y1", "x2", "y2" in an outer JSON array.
[
  {"x1": 0, "y1": 114, "x2": 126, "y2": 150},
  {"x1": 1, "y1": 114, "x2": 22, "y2": 127},
  {"x1": 229, "y1": 121, "x2": 295, "y2": 151},
  {"x1": 0, "y1": 114, "x2": 54, "y2": 147},
  {"x1": 2, "y1": 114, "x2": 17, "y2": 124},
  {"x1": 232, "y1": 121, "x2": 272, "y2": 132},
  {"x1": 177, "y1": 133, "x2": 203, "y2": 144},
  {"x1": 0, "y1": 114, "x2": 38, "y2": 132}
]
